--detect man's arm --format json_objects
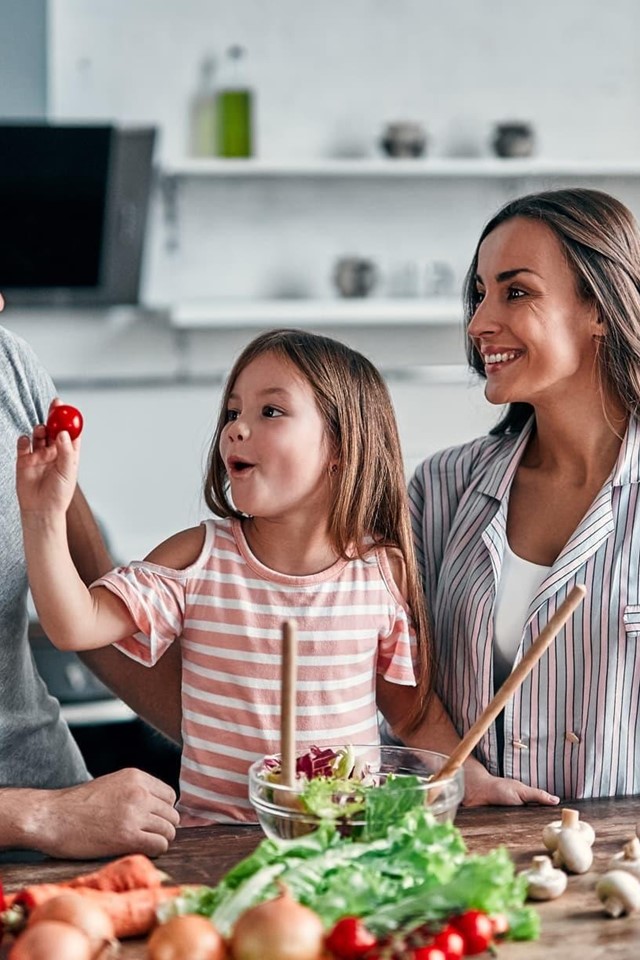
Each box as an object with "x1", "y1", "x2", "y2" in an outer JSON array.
[
  {"x1": 66, "y1": 484, "x2": 182, "y2": 744},
  {"x1": 0, "y1": 770, "x2": 180, "y2": 859}
]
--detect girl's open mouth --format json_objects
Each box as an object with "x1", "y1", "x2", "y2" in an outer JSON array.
[{"x1": 227, "y1": 457, "x2": 255, "y2": 476}]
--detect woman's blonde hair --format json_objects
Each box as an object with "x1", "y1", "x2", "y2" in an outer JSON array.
[
  {"x1": 463, "y1": 187, "x2": 640, "y2": 433},
  {"x1": 204, "y1": 328, "x2": 432, "y2": 726}
]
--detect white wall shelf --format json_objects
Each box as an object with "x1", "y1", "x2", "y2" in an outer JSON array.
[
  {"x1": 162, "y1": 157, "x2": 640, "y2": 180},
  {"x1": 159, "y1": 157, "x2": 640, "y2": 250},
  {"x1": 170, "y1": 297, "x2": 462, "y2": 329}
]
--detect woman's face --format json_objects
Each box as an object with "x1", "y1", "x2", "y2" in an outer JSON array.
[{"x1": 467, "y1": 216, "x2": 600, "y2": 409}]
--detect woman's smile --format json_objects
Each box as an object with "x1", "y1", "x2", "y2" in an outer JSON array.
[{"x1": 481, "y1": 348, "x2": 525, "y2": 373}]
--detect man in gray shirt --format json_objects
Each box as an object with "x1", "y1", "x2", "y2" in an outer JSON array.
[{"x1": 0, "y1": 314, "x2": 181, "y2": 858}]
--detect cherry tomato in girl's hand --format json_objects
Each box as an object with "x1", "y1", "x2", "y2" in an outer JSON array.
[
  {"x1": 325, "y1": 916, "x2": 378, "y2": 959},
  {"x1": 46, "y1": 404, "x2": 84, "y2": 442},
  {"x1": 452, "y1": 910, "x2": 494, "y2": 955}
]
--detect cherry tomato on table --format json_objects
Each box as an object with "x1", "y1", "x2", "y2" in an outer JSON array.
[
  {"x1": 412, "y1": 947, "x2": 446, "y2": 960},
  {"x1": 432, "y1": 925, "x2": 465, "y2": 960},
  {"x1": 46, "y1": 404, "x2": 84, "y2": 442},
  {"x1": 452, "y1": 910, "x2": 494, "y2": 956},
  {"x1": 489, "y1": 913, "x2": 509, "y2": 938},
  {"x1": 325, "y1": 916, "x2": 378, "y2": 959}
]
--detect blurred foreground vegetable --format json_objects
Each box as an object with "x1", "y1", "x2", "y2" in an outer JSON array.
[
  {"x1": 28, "y1": 892, "x2": 115, "y2": 956},
  {"x1": 160, "y1": 809, "x2": 539, "y2": 943},
  {"x1": 4, "y1": 854, "x2": 167, "y2": 911},
  {"x1": 231, "y1": 885, "x2": 325, "y2": 960},
  {"x1": 147, "y1": 914, "x2": 227, "y2": 960}
]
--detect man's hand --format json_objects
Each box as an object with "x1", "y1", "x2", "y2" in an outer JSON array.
[
  {"x1": 11, "y1": 769, "x2": 180, "y2": 859},
  {"x1": 462, "y1": 763, "x2": 560, "y2": 807}
]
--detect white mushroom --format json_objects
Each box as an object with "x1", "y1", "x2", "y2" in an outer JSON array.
[
  {"x1": 596, "y1": 870, "x2": 640, "y2": 917},
  {"x1": 552, "y1": 827, "x2": 593, "y2": 874},
  {"x1": 542, "y1": 808, "x2": 595, "y2": 852},
  {"x1": 520, "y1": 855, "x2": 568, "y2": 900},
  {"x1": 609, "y1": 837, "x2": 640, "y2": 878}
]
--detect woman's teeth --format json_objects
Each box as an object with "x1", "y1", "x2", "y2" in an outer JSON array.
[{"x1": 485, "y1": 351, "x2": 519, "y2": 365}]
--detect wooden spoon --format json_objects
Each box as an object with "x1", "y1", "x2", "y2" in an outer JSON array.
[
  {"x1": 280, "y1": 619, "x2": 298, "y2": 789},
  {"x1": 432, "y1": 583, "x2": 587, "y2": 784}
]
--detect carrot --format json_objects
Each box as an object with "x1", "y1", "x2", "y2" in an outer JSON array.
[
  {"x1": 65, "y1": 854, "x2": 168, "y2": 892},
  {"x1": 5, "y1": 884, "x2": 71, "y2": 911},
  {"x1": 5, "y1": 885, "x2": 185, "y2": 939},
  {"x1": 79, "y1": 885, "x2": 185, "y2": 938},
  {"x1": 4, "y1": 854, "x2": 169, "y2": 910}
]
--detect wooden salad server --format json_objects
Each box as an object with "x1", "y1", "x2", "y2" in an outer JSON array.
[
  {"x1": 432, "y1": 583, "x2": 587, "y2": 784},
  {"x1": 279, "y1": 618, "x2": 298, "y2": 790}
]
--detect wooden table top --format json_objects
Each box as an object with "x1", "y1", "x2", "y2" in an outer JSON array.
[{"x1": 1, "y1": 797, "x2": 639, "y2": 959}]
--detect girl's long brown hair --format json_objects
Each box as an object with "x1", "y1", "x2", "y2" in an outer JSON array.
[
  {"x1": 204, "y1": 328, "x2": 432, "y2": 728},
  {"x1": 463, "y1": 187, "x2": 640, "y2": 434}
]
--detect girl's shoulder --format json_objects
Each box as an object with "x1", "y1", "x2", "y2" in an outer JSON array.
[
  {"x1": 369, "y1": 544, "x2": 410, "y2": 609},
  {"x1": 143, "y1": 523, "x2": 209, "y2": 571}
]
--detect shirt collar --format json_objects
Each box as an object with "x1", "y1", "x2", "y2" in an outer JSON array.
[
  {"x1": 612, "y1": 416, "x2": 640, "y2": 487},
  {"x1": 477, "y1": 416, "x2": 535, "y2": 503},
  {"x1": 479, "y1": 414, "x2": 640, "y2": 503}
]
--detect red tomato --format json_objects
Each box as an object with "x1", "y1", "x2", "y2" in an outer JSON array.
[
  {"x1": 412, "y1": 947, "x2": 446, "y2": 960},
  {"x1": 325, "y1": 916, "x2": 378, "y2": 959},
  {"x1": 489, "y1": 913, "x2": 509, "y2": 938},
  {"x1": 452, "y1": 910, "x2": 494, "y2": 955},
  {"x1": 46, "y1": 404, "x2": 84, "y2": 442},
  {"x1": 432, "y1": 925, "x2": 465, "y2": 960}
]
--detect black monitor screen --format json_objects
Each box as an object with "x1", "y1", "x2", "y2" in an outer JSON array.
[{"x1": 0, "y1": 125, "x2": 111, "y2": 288}]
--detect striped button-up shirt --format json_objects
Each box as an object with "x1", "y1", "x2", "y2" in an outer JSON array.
[{"x1": 409, "y1": 416, "x2": 640, "y2": 799}]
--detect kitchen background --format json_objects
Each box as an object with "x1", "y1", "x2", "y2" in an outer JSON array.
[{"x1": 4, "y1": 0, "x2": 640, "y2": 779}]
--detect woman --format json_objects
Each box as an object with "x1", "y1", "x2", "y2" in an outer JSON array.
[{"x1": 410, "y1": 188, "x2": 640, "y2": 799}]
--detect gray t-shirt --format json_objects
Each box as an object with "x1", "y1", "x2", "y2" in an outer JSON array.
[{"x1": 0, "y1": 324, "x2": 88, "y2": 787}]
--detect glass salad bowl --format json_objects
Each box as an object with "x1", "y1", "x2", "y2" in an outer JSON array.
[{"x1": 248, "y1": 744, "x2": 464, "y2": 841}]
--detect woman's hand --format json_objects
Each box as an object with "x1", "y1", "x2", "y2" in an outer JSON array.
[
  {"x1": 462, "y1": 762, "x2": 560, "y2": 807},
  {"x1": 16, "y1": 421, "x2": 80, "y2": 518}
]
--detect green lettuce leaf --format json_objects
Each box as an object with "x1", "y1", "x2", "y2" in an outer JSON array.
[{"x1": 160, "y1": 809, "x2": 538, "y2": 943}]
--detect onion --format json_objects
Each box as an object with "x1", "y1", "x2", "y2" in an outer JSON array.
[
  {"x1": 28, "y1": 892, "x2": 116, "y2": 957},
  {"x1": 230, "y1": 887, "x2": 324, "y2": 960},
  {"x1": 8, "y1": 919, "x2": 93, "y2": 960},
  {"x1": 146, "y1": 915, "x2": 226, "y2": 960}
]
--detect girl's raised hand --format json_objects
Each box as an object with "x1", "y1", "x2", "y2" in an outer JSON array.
[{"x1": 16, "y1": 421, "x2": 81, "y2": 517}]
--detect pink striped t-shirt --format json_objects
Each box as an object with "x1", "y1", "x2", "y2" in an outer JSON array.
[{"x1": 95, "y1": 518, "x2": 417, "y2": 825}]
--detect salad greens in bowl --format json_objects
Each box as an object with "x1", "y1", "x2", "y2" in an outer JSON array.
[{"x1": 248, "y1": 744, "x2": 464, "y2": 840}]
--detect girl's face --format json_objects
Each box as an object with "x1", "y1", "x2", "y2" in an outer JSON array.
[
  {"x1": 467, "y1": 216, "x2": 600, "y2": 409},
  {"x1": 219, "y1": 351, "x2": 334, "y2": 521}
]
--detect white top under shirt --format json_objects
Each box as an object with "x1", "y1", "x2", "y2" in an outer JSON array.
[{"x1": 493, "y1": 541, "x2": 551, "y2": 691}]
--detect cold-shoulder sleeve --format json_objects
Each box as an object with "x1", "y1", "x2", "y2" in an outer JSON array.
[
  {"x1": 377, "y1": 605, "x2": 417, "y2": 686},
  {"x1": 375, "y1": 548, "x2": 417, "y2": 686},
  {"x1": 93, "y1": 562, "x2": 188, "y2": 665}
]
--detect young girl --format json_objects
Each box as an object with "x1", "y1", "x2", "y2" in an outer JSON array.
[{"x1": 17, "y1": 329, "x2": 554, "y2": 824}]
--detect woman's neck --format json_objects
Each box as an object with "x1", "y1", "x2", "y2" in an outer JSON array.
[
  {"x1": 242, "y1": 515, "x2": 340, "y2": 576},
  {"x1": 525, "y1": 391, "x2": 628, "y2": 483}
]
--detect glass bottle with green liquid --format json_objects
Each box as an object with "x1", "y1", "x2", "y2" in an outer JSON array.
[{"x1": 216, "y1": 45, "x2": 253, "y2": 158}]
